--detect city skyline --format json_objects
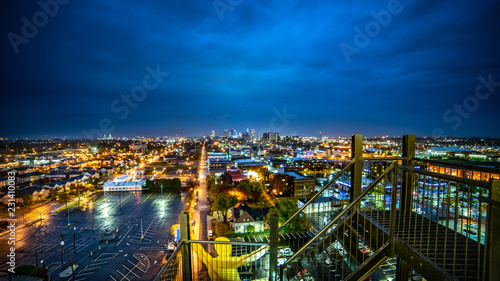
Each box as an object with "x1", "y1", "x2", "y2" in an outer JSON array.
[{"x1": 2, "y1": 0, "x2": 500, "y2": 139}]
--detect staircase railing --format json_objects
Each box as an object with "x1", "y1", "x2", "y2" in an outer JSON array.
[
  {"x1": 279, "y1": 161, "x2": 399, "y2": 281},
  {"x1": 278, "y1": 161, "x2": 354, "y2": 234},
  {"x1": 154, "y1": 242, "x2": 184, "y2": 281},
  {"x1": 414, "y1": 158, "x2": 499, "y2": 181},
  {"x1": 395, "y1": 163, "x2": 494, "y2": 280}
]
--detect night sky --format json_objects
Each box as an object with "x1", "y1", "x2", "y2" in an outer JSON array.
[{"x1": 1, "y1": 0, "x2": 500, "y2": 139}]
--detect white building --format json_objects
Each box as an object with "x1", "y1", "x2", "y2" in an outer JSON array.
[{"x1": 103, "y1": 175, "x2": 145, "y2": 191}]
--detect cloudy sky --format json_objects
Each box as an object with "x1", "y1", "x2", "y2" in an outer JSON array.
[{"x1": 1, "y1": 0, "x2": 500, "y2": 138}]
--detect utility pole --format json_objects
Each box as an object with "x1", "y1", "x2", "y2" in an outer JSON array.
[
  {"x1": 65, "y1": 248, "x2": 76, "y2": 279},
  {"x1": 92, "y1": 203, "x2": 95, "y2": 240},
  {"x1": 73, "y1": 222, "x2": 78, "y2": 253},
  {"x1": 67, "y1": 202, "x2": 70, "y2": 226},
  {"x1": 119, "y1": 190, "x2": 122, "y2": 215},
  {"x1": 140, "y1": 218, "x2": 144, "y2": 240},
  {"x1": 60, "y1": 235, "x2": 66, "y2": 264},
  {"x1": 41, "y1": 250, "x2": 45, "y2": 271}
]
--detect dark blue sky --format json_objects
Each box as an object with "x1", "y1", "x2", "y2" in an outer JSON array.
[{"x1": 1, "y1": 0, "x2": 500, "y2": 138}]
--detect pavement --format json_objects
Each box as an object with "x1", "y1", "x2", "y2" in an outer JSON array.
[{"x1": 0, "y1": 190, "x2": 186, "y2": 281}]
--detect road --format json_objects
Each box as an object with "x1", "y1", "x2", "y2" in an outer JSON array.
[
  {"x1": 191, "y1": 144, "x2": 209, "y2": 241},
  {"x1": 189, "y1": 144, "x2": 211, "y2": 280},
  {"x1": 0, "y1": 190, "x2": 186, "y2": 281}
]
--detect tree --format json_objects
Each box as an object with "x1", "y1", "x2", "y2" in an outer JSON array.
[
  {"x1": 71, "y1": 183, "x2": 85, "y2": 206},
  {"x1": 213, "y1": 192, "x2": 238, "y2": 223},
  {"x1": 214, "y1": 222, "x2": 233, "y2": 238},
  {"x1": 21, "y1": 194, "x2": 35, "y2": 222},
  {"x1": 50, "y1": 188, "x2": 60, "y2": 200},
  {"x1": 172, "y1": 178, "x2": 181, "y2": 191},
  {"x1": 266, "y1": 198, "x2": 311, "y2": 232},
  {"x1": 58, "y1": 189, "x2": 72, "y2": 209},
  {"x1": 257, "y1": 167, "x2": 271, "y2": 183},
  {"x1": 0, "y1": 220, "x2": 9, "y2": 230},
  {"x1": 237, "y1": 180, "x2": 264, "y2": 203},
  {"x1": 186, "y1": 179, "x2": 197, "y2": 190}
]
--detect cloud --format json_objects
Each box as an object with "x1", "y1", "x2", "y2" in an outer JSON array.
[{"x1": 1, "y1": 0, "x2": 499, "y2": 138}]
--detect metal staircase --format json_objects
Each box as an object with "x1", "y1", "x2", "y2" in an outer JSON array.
[
  {"x1": 155, "y1": 134, "x2": 500, "y2": 281},
  {"x1": 278, "y1": 135, "x2": 499, "y2": 281}
]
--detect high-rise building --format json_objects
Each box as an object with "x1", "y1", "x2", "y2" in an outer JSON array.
[
  {"x1": 262, "y1": 132, "x2": 279, "y2": 142},
  {"x1": 250, "y1": 129, "x2": 256, "y2": 138},
  {"x1": 224, "y1": 129, "x2": 229, "y2": 138},
  {"x1": 242, "y1": 132, "x2": 251, "y2": 141},
  {"x1": 210, "y1": 130, "x2": 216, "y2": 139},
  {"x1": 230, "y1": 128, "x2": 235, "y2": 137}
]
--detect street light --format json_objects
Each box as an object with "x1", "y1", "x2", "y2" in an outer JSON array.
[
  {"x1": 60, "y1": 237, "x2": 65, "y2": 264},
  {"x1": 73, "y1": 222, "x2": 77, "y2": 253}
]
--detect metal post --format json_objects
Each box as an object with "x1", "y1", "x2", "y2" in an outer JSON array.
[
  {"x1": 140, "y1": 218, "x2": 144, "y2": 240},
  {"x1": 67, "y1": 203, "x2": 70, "y2": 226},
  {"x1": 41, "y1": 250, "x2": 45, "y2": 271},
  {"x1": 92, "y1": 204, "x2": 95, "y2": 240},
  {"x1": 396, "y1": 135, "x2": 415, "y2": 281},
  {"x1": 400, "y1": 135, "x2": 415, "y2": 212},
  {"x1": 489, "y1": 180, "x2": 500, "y2": 280},
  {"x1": 350, "y1": 134, "x2": 363, "y2": 207},
  {"x1": 389, "y1": 162, "x2": 399, "y2": 256},
  {"x1": 395, "y1": 257, "x2": 409, "y2": 281},
  {"x1": 179, "y1": 212, "x2": 192, "y2": 281},
  {"x1": 119, "y1": 191, "x2": 122, "y2": 214},
  {"x1": 65, "y1": 248, "x2": 76, "y2": 279},
  {"x1": 73, "y1": 222, "x2": 77, "y2": 253},
  {"x1": 348, "y1": 134, "x2": 363, "y2": 264},
  {"x1": 269, "y1": 214, "x2": 279, "y2": 281}
]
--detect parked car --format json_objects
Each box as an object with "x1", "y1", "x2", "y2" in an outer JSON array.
[
  {"x1": 280, "y1": 247, "x2": 294, "y2": 257},
  {"x1": 208, "y1": 230, "x2": 213, "y2": 237}
]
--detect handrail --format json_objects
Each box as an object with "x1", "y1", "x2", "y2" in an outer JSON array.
[
  {"x1": 186, "y1": 240, "x2": 268, "y2": 246},
  {"x1": 278, "y1": 160, "x2": 355, "y2": 232},
  {"x1": 282, "y1": 162, "x2": 396, "y2": 268},
  {"x1": 364, "y1": 157, "x2": 404, "y2": 161},
  {"x1": 400, "y1": 165, "x2": 490, "y2": 188},
  {"x1": 153, "y1": 241, "x2": 183, "y2": 281},
  {"x1": 415, "y1": 158, "x2": 500, "y2": 173}
]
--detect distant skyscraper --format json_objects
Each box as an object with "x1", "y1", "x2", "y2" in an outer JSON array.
[
  {"x1": 242, "y1": 132, "x2": 251, "y2": 141},
  {"x1": 224, "y1": 129, "x2": 229, "y2": 138},
  {"x1": 251, "y1": 129, "x2": 256, "y2": 138},
  {"x1": 262, "y1": 132, "x2": 279, "y2": 142},
  {"x1": 210, "y1": 130, "x2": 216, "y2": 139},
  {"x1": 230, "y1": 128, "x2": 235, "y2": 137}
]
